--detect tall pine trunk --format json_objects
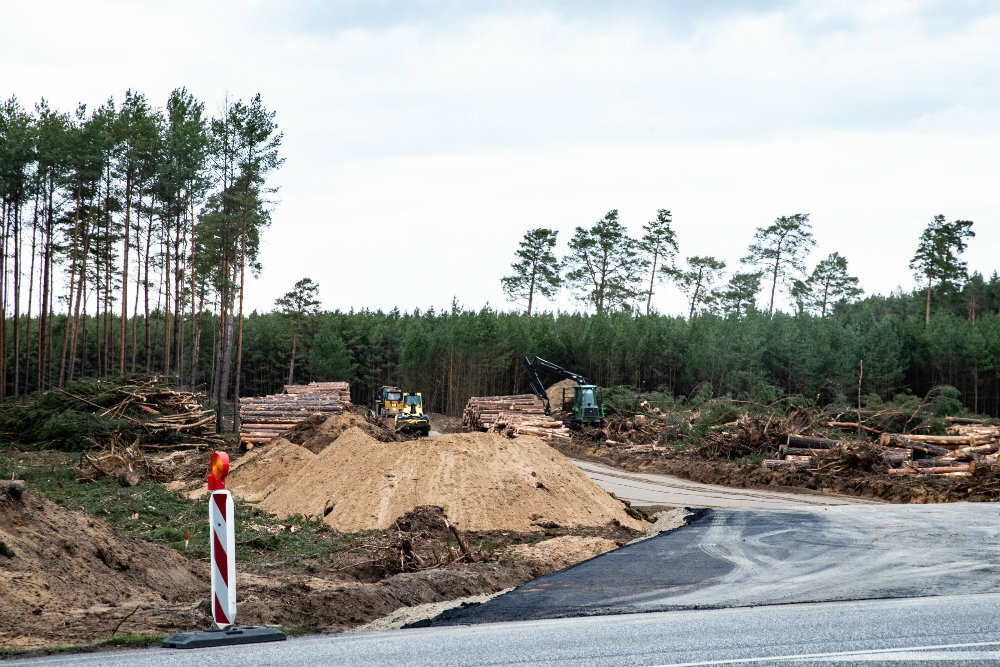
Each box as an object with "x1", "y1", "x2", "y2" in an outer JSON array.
[
  {"x1": 118, "y1": 168, "x2": 132, "y2": 375},
  {"x1": 58, "y1": 182, "x2": 83, "y2": 387},
  {"x1": 143, "y1": 205, "x2": 153, "y2": 372}
]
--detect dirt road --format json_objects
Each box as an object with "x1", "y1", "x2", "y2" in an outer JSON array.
[{"x1": 573, "y1": 459, "x2": 877, "y2": 508}]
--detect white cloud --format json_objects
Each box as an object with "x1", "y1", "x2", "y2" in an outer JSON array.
[{"x1": 2, "y1": 0, "x2": 998, "y2": 316}]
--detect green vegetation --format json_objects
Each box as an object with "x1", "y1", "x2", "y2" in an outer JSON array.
[
  {"x1": 0, "y1": 634, "x2": 168, "y2": 659},
  {"x1": 0, "y1": 450, "x2": 369, "y2": 569}
]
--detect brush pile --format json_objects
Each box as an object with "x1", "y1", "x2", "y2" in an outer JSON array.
[
  {"x1": 76, "y1": 436, "x2": 172, "y2": 485},
  {"x1": 104, "y1": 377, "x2": 218, "y2": 442},
  {"x1": 696, "y1": 408, "x2": 815, "y2": 461},
  {"x1": 0, "y1": 376, "x2": 218, "y2": 451},
  {"x1": 361, "y1": 506, "x2": 476, "y2": 575}
]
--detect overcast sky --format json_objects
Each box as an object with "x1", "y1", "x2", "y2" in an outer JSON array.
[{"x1": 3, "y1": 0, "x2": 998, "y2": 316}]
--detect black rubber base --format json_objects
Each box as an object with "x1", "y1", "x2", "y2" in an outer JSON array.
[{"x1": 162, "y1": 625, "x2": 287, "y2": 649}]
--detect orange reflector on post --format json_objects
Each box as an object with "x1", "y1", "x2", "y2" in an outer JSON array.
[{"x1": 208, "y1": 451, "x2": 230, "y2": 490}]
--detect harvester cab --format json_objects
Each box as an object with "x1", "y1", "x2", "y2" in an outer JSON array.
[
  {"x1": 374, "y1": 385, "x2": 403, "y2": 417},
  {"x1": 395, "y1": 392, "x2": 431, "y2": 436}
]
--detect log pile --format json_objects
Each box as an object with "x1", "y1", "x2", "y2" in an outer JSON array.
[
  {"x1": 946, "y1": 417, "x2": 1000, "y2": 439},
  {"x1": 488, "y1": 414, "x2": 572, "y2": 440},
  {"x1": 762, "y1": 420, "x2": 1000, "y2": 477},
  {"x1": 239, "y1": 382, "x2": 351, "y2": 446},
  {"x1": 462, "y1": 395, "x2": 571, "y2": 440}
]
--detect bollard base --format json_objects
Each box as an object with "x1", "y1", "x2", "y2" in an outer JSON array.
[{"x1": 162, "y1": 625, "x2": 287, "y2": 649}]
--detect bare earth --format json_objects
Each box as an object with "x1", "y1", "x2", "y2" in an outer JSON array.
[{"x1": 225, "y1": 428, "x2": 647, "y2": 532}]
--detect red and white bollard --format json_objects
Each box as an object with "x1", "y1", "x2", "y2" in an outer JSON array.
[
  {"x1": 161, "y1": 452, "x2": 286, "y2": 648},
  {"x1": 207, "y1": 452, "x2": 236, "y2": 629}
]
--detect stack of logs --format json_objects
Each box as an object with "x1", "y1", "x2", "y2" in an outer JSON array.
[
  {"x1": 239, "y1": 382, "x2": 351, "y2": 447},
  {"x1": 762, "y1": 417, "x2": 1000, "y2": 477},
  {"x1": 462, "y1": 394, "x2": 572, "y2": 440}
]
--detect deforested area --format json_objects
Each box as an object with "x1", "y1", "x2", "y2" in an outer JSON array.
[{"x1": 2, "y1": 45, "x2": 999, "y2": 659}]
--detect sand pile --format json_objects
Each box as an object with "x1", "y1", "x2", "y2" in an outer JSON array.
[
  {"x1": 226, "y1": 424, "x2": 646, "y2": 532},
  {"x1": 284, "y1": 412, "x2": 400, "y2": 452},
  {"x1": 547, "y1": 379, "x2": 577, "y2": 412}
]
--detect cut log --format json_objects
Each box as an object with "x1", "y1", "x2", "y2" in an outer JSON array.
[
  {"x1": 762, "y1": 459, "x2": 810, "y2": 470},
  {"x1": 945, "y1": 417, "x2": 986, "y2": 425},
  {"x1": 787, "y1": 435, "x2": 840, "y2": 449},
  {"x1": 780, "y1": 445, "x2": 836, "y2": 457},
  {"x1": 886, "y1": 433, "x2": 992, "y2": 446},
  {"x1": 822, "y1": 421, "x2": 882, "y2": 434},
  {"x1": 880, "y1": 434, "x2": 951, "y2": 456},
  {"x1": 910, "y1": 459, "x2": 967, "y2": 468}
]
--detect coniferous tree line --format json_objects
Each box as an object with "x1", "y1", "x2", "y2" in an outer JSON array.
[
  {"x1": 0, "y1": 90, "x2": 282, "y2": 432},
  {"x1": 235, "y1": 290, "x2": 1000, "y2": 418},
  {"x1": 4, "y1": 96, "x2": 996, "y2": 422}
]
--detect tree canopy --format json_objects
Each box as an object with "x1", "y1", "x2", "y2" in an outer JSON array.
[
  {"x1": 501, "y1": 228, "x2": 561, "y2": 316},
  {"x1": 743, "y1": 213, "x2": 815, "y2": 316},
  {"x1": 564, "y1": 209, "x2": 644, "y2": 314}
]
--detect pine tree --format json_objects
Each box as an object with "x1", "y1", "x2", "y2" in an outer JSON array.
[
  {"x1": 564, "y1": 209, "x2": 643, "y2": 314},
  {"x1": 719, "y1": 271, "x2": 762, "y2": 317},
  {"x1": 909, "y1": 214, "x2": 975, "y2": 325},
  {"x1": 276, "y1": 278, "x2": 321, "y2": 385},
  {"x1": 804, "y1": 252, "x2": 863, "y2": 316},
  {"x1": 500, "y1": 228, "x2": 560, "y2": 316},
  {"x1": 640, "y1": 209, "x2": 678, "y2": 315},
  {"x1": 674, "y1": 256, "x2": 726, "y2": 323},
  {"x1": 743, "y1": 213, "x2": 815, "y2": 316}
]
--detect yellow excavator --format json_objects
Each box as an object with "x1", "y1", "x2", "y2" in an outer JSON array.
[{"x1": 394, "y1": 392, "x2": 431, "y2": 436}]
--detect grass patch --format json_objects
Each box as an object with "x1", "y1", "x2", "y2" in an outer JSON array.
[
  {"x1": 0, "y1": 633, "x2": 168, "y2": 659},
  {"x1": 0, "y1": 448, "x2": 372, "y2": 571},
  {"x1": 280, "y1": 621, "x2": 318, "y2": 637}
]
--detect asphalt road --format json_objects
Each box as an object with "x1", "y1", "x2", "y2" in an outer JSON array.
[
  {"x1": 574, "y1": 458, "x2": 874, "y2": 508},
  {"x1": 15, "y1": 594, "x2": 1000, "y2": 665},
  {"x1": 429, "y1": 502, "x2": 1000, "y2": 624}
]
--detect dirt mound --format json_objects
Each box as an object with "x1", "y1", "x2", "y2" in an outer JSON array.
[
  {"x1": 283, "y1": 412, "x2": 401, "y2": 453},
  {"x1": 230, "y1": 426, "x2": 646, "y2": 532},
  {"x1": 225, "y1": 439, "x2": 316, "y2": 502},
  {"x1": 0, "y1": 484, "x2": 206, "y2": 649},
  {"x1": 508, "y1": 535, "x2": 618, "y2": 576},
  {"x1": 547, "y1": 380, "x2": 577, "y2": 412}
]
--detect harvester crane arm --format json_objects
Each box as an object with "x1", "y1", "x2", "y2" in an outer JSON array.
[{"x1": 522, "y1": 356, "x2": 592, "y2": 415}]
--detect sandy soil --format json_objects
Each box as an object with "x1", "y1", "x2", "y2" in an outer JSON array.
[
  {"x1": 225, "y1": 428, "x2": 647, "y2": 532},
  {"x1": 2, "y1": 412, "x2": 650, "y2": 650},
  {"x1": 0, "y1": 484, "x2": 206, "y2": 649}
]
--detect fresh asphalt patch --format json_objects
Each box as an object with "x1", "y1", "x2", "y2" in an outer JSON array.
[{"x1": 419, "y1": 503, "x2": 1000, "y2": 626}]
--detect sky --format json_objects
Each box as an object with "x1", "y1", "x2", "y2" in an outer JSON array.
[{"x1": 3, "y1": 0, "x2": 998, "y2": 316}]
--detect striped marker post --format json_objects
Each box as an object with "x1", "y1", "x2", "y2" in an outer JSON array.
[
  {"x1": 210, "y1": 488, "x2": 236, "y2": 629},
  {"x1": 207, "y1": 451, "x2": 236, "y2": 629},
  {"x1": 161, "y1": 451, "x2": 286, "y2": 648}
]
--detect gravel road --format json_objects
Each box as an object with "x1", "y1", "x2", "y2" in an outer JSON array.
[{"x1": 574, "y1": 458, "x2": 876, "y2": 508}]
